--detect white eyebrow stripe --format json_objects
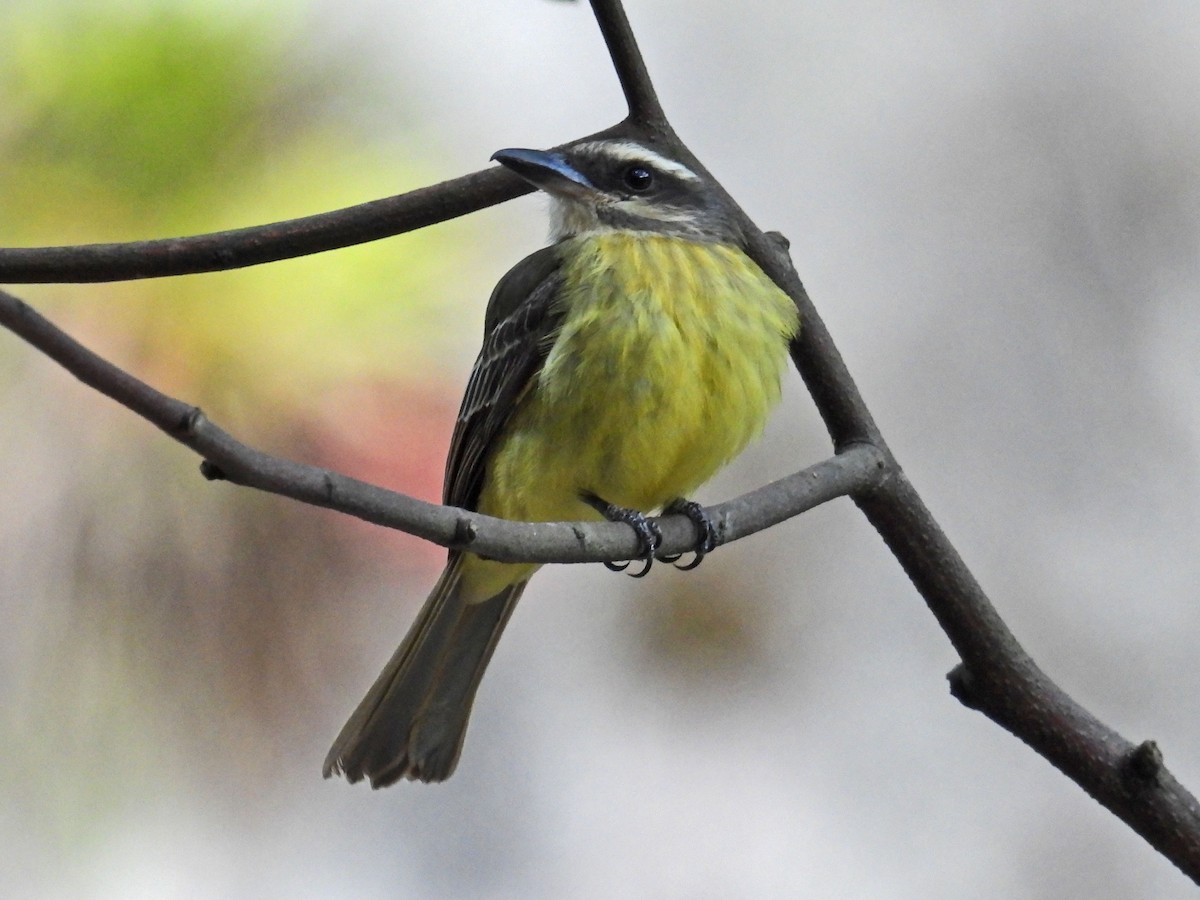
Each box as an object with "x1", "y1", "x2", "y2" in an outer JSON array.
[
  {"x1": 621, "y1": 197, "x2": 699, "y2": 223},
  {"x1": 575, "y1": 141, "x2": 700, "y2": 181}
]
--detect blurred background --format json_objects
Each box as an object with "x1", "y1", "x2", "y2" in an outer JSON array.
[{"x1": 2, "y1": 0, "x2": 1199, "y2": 896}]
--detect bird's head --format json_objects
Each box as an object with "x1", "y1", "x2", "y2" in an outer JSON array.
[{"x1": 491, "y1": 140, "x2": 738, "y2": 243}]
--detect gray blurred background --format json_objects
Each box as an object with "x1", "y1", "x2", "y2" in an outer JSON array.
[{"x1": 2, "y1": 1, "x2": 1199, "y2": 896}]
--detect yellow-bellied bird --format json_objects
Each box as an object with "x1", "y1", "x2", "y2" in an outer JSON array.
[{"x1": 324, "y1": 140, "x2": 800, "y2": 786}]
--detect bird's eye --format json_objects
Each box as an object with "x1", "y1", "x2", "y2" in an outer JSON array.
[{"x1": 622, "y1": 165, "x2": 654, "y2": 192}]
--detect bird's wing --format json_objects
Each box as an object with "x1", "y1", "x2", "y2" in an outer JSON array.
[{"x1": 444, "y1": 244, "x2": 566, "y2": 511}]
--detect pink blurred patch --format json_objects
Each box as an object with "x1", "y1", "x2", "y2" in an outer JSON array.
[{"x1": 303, "y1": 377, "x2": 459, "y2": 574}]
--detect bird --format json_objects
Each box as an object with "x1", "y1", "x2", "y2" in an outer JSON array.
[{"x1": 323, "y1": 139, "x2": 800, "y2": 786}]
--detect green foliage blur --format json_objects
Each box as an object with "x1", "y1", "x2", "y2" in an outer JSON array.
[{"x1": 1, "y1": 0, "x2": 474, "y2": 419}]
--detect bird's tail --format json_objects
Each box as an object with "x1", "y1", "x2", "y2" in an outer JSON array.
[{"x1": 323, "y1": 556, "x2": 525, "y2": 786}]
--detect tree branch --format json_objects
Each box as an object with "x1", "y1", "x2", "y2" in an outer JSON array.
[
  {"x1": 589, "y1": 0, "x2": 667, "y2": 129},
  {"x1": 0, "y1": 287, "x2": 881, "y2": 564},
  {"x1": 0, "y1": 170, "x2": 520, "y2": 283},
  {"x1": 583, "y1": 0, "x2": 1200, "y2": 882},
  {"x1": 0, "y1": 125, "x2": 631, "y2": 284}
]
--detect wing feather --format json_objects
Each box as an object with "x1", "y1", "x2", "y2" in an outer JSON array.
[{"x1": 443, "y1": 245, "x2": 565, "y2": 510}]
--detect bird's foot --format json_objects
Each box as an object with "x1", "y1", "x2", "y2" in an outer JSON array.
[
  {"x1": 658, "y1": 498, "x2": 717, "y2": 570},
  {"x1": 581, "y1": 492, "x2": 662, "y2": 578}
]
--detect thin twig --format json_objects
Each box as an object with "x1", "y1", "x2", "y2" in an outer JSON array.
[
  {"x1": 0, "y1": 126, "x2": 628, "y2": 284},
  {"x1": 0, "y1": 170, "x2": 519, "y2": 283},
  {"x1": 589, "y1": 0, "x2": 667, "y2": 129}
]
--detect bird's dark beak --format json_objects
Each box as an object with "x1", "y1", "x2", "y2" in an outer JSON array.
[{"x1": 491, "y1": 148, "x2": 596, "y2": 199}]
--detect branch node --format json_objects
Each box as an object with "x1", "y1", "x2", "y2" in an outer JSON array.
[
  {"x1": 199, "y1": 460, "x2": 226, "y2": 481},
  {"x1": 453, "y1": 516, "x2": 478, "y2": 549},
  {"x1": 712, "y1": 511, "x2": 729, "y2": 544},
  {"x1": 765, "y1": 230, "x2": 791, "y2": 252},
  {"x1": 179, "y1": 405, "x2": 206, "y2": 435},
  {"x1": 1124, "y1": 740, "x2": 1165, "y2": 788},
  {"x1": 946, "y1": 664, "x2": 982, "y2": 711},
  {"x1": 322, "y1": 472, "x2": 337, "y2": 504}
]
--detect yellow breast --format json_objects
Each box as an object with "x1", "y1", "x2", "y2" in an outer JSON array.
[{"x1": 479, "y1": 231, "x2": 798, "y2": 525}]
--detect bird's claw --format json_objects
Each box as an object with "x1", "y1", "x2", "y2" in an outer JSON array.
[
  {"x1": 584, "y1": 492, "x2": 662, "y2": 577},
  {"x1": 663, "y1": 498, "x2": 717, "y2": 570}
]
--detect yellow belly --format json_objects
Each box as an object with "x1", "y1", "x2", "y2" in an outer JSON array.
[{"x1": 464, "y1": 232, "x2": 798, "y2": 598}]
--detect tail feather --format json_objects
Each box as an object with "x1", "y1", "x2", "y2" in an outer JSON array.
[{"x1": 324, "y1": 556, "x2": 526, "y2": 786}]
